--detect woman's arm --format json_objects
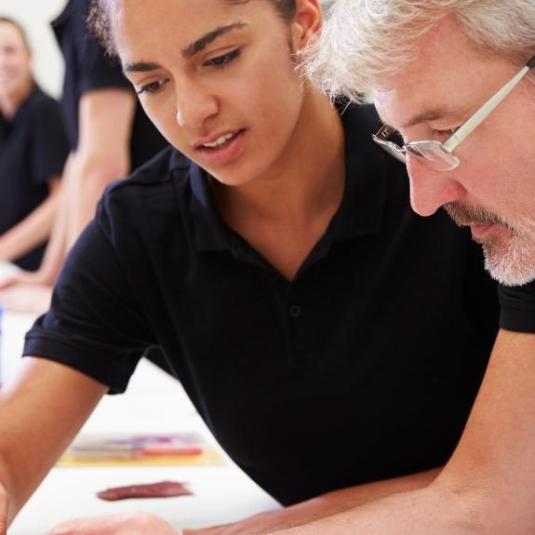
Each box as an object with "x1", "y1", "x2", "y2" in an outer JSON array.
[{"x1": 0, "y1": 178, "x2": 62, "y2": 264}]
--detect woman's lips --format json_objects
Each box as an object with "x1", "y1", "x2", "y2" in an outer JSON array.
[{"x1": 195, "y1": 129, "x2": 246, "y2": 166}]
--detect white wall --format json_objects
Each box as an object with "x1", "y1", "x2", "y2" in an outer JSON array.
[{"x1": 1, "y1": 0, "x2": 66, "y2": 98}]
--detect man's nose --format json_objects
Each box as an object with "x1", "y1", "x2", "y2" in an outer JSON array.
[{"x1": 406, "y1": 155, "x2": 466, "y2": 217}]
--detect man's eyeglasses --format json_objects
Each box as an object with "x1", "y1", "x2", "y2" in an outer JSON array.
[{"x1": 373, "y1": 55, "x2": 535, "y2": 171}]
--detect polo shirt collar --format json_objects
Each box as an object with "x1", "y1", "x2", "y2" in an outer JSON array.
[
  {"x1": 187, "y1": 161, "x2": 230, "y2": 252},
  {"x1": 327, "y1": 102, "x2": 389, "y2": 242}
]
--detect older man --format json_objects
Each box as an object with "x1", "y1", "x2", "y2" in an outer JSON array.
[{"x1": 272, "y1": 1, "x2": 535, "y2": 534}]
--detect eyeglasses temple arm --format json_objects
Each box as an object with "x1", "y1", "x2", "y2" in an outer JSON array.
[{"x1": 443, "y1": 64, "x2": 531, "y2": 153}]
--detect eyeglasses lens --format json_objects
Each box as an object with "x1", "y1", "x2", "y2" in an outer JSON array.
[{"x1": 405, "y1": 142, "x2": 460, "y2": 171}]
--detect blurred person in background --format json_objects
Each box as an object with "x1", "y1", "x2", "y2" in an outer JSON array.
[
  {"x1": 0, "y1": 0, "x2": 168, "y2": 313},
  {"x1": 0, "y1": 16, "x2": 68, "y2": 274}
]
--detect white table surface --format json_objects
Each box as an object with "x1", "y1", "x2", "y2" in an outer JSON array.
[{"x1": 1, "y1": 311, "x2": 280, "y2": 534}]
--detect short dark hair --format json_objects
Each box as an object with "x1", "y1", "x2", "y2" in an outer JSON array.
[
  {"x1": 0, "y1": 16, "x2": 32, "y2": 53},
  {"x1": 88, "y1": 0, "x2": 296, "y2": 56}
]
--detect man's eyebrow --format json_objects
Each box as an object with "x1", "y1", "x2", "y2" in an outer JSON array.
[
  {"x1": 182, "y1": 21, "x2": 247, "y2": 58},
  {"x1": 400, "y1": 108, "x2": 463, "y2": 129}
]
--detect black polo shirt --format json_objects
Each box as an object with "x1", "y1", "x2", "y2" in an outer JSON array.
[
  {"x1": 499, "y1": 281, "x2": 535, "y2": 333},
  {"x1": 24, "y1": 104, "x2": 499, "y2": 505},
  {"x1": 0, "y1": 86, "x2": 69, "y2": 270},
  {"x1": 52, "y1": 0, "x2": 168, "y2": 166}
]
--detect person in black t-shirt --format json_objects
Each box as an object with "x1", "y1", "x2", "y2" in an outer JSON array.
[
  {"x1": 0, "y1": 1, "x2": 500, "y2": 533},
  {"x1": 0, "y1": 0, "x2": 168, "y2": 313},
  {"x1": 276, "y1": 3, "x2": 535, "y2": 535},
  {"x1": 0, "y1": 17, "x2": 68, "y2": 271}
]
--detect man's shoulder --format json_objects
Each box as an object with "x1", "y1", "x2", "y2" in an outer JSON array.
[
  {"x1": 499, "y1": 280, "x2": 535, "y2": 334},
  {"x1": 499, "y1": 280, "x2": 535, "y2": 305}
]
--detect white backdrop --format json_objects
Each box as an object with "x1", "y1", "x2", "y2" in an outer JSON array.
[{"x1": 0, "y1": 0, "x2": 66, "y2": 97}]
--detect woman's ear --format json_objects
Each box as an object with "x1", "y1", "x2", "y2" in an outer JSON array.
[{"x1": 290, "y1": 0, "x2": 323, "y2": 51}]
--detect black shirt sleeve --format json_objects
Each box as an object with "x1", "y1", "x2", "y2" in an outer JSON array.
[
  {"x1": 77, "y1": 25, "x2": 131, "y2": 94},
  {"x1": 498, "y1": 280, "x2": 535, "y2": 333},
  {"x1": 30, "y1": 96, "x2": 70, "y2": 185},
  {"x1": 23, "y1": 200, "x2": 155, "y2": 393}
]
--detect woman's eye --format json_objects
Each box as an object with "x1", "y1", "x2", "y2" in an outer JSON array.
[
  {"x1": 204, "y1": 49, "x2": 241, "y2": 68},
  {"x1": 136, "y1": 79, "x2": 169, "y2": 96}
]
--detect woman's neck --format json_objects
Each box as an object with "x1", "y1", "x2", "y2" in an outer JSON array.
[{"x1": 213, "y1": 89, "x2": 346, "y2": 226}]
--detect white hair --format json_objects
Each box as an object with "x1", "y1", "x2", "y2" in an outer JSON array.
[{"x1": 306, "y1": 0, "x2": 535, "y2": 100}]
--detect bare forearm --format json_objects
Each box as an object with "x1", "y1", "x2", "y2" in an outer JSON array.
[
  {"x1": 65, "y1": 88, "x2": 134, "y2": 247},
  {"x1": 0, "y1": 359, "x2": 106, "y2": 528},
  {"x1": 0, "y1": 461, "x2": 18, "y2": 527},
  {"x1": 432, "y1": 329, "x2": 535, "y2": 532},
  {"x1": 66, "y1": 160, "x2": 128, "y2": 247},
  {"x1": 28, "y1": 185, "x2": 70, "y2": 286},
  {"x1": 14, "y1": 156, "x2": 76, "y2": 286},
  {"x1": 271, "y1": 467, "x2": 440, "y2": 528},
  {"x1": 28, "y1": 148, "x2": 129, "y2": 284},
  {"x1": 0, "y1": 183, "x2": 61, "y2": 263},
  {"x1": 269, "y1": 484, "x2": 478, "y2": 535},
  {"x1": 187, "y1": 468, "x2": 440, "y2": 534}
]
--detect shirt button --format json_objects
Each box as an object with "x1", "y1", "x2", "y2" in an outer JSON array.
[{"x1": 289, "y1": 305, "x2": 302, "y2": 319}]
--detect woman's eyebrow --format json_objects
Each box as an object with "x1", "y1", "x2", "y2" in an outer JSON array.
[
  {"x1": 123, "y1": 21, "x2": 248, "y2": 73},
  {"x1": 181, "y1": 21, "x2": 247, "y2": 58},
  {"x1": 123, "y1": 61, "x2": 161, "y2": 73}
]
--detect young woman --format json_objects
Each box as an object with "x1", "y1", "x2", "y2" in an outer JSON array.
[
  {"x1": 0, "y1": 17, "x2": 68, "y2": 271},
  {"x1": 0, "y1": 1, "x2": 498, "y2": 533}
]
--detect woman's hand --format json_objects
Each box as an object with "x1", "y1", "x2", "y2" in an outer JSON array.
[{"x1": 50, "y1": 512, "x2": 181, "y2": 535}]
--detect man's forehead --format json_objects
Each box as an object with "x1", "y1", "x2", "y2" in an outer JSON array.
[
  {"x1": 373, "y1": 15, "x2": 510, "y2": 130},
  {"x1": 373, "y1": 47, "x2": 483, "y2": 131},
  {"x1": 373, "y1": 80, "x2": 464, "y2": 130}
]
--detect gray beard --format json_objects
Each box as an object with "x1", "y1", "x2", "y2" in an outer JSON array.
[
  {"x1": 444, "y1": 202, "x2": 535, "y2": 287},
  {"x1": 479, "y1": 226, "x2": 535, "y2": 287}
]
